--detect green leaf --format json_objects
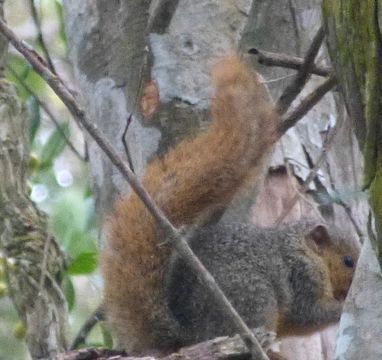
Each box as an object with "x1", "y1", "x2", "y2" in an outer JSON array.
[
  {"x1": 67, "y1": 252, "x2": 98, "y2": 275},
  {"x1": 50, "y1": 190, "x2": 98, "y2": 255},
  {"x1": 100, "y1": 323, "x2": 113, "y2": 349},
  {"x1": 67, "y1": 231, "x2": 98, "y2": 257},
  {"x1": 63, "y1": 276, "x2": 76, "y2": 312},
  {"x1": 40, "y1": 122, "x2": 70, "y2": 169},
  {"x1": 27, "y1": 96, "x2": 41, "y2": 143},
  {"x1": 6, "y1": 56, "x2": 48, "y2": 99}
]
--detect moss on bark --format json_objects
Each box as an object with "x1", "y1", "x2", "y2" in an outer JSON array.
[{"x1": 322, "y1": 0, "x2": 382, "y2": 265}]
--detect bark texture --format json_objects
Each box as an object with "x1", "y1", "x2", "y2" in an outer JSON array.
[
  {"x1": 56, "y1": 332, "x2": 276, "y2": 360},
  {"x1": 0, "y1": 5, "x2": 68, "y2": 358},
  {"x1": 323, "y1": 0, "x2": 382, "y2": 262},
  {"x1": 62, "y1": 0, "x2": 252, "y2": 221},
  {"x1": 322, "y1": 2, "x2": 382, "y2": 359},
  {"x1": 0, "y1": 74, "x2": 68, "y2": 359}
]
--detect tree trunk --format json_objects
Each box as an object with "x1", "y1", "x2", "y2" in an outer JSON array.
[
  {"x1": 323, "y1": 0, "x2": 382, "y2": 261},
  {"x1": 62, "y1": 0, "x2": 252, "y2": 221},
  {"x1": 322, "y1": 2, "x2": 382, "y2": 359},
  {"x1": 0, "y1": 5, "x2": 69, "y2": 359}
]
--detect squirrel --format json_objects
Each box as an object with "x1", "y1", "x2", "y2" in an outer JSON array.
[{"x1": 101, "y1": 54, "x2": 358, "y2": 357}]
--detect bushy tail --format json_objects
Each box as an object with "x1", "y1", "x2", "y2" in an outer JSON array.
[{"x1": 102, "y1": 54, "x2": 280, "y2": 354}]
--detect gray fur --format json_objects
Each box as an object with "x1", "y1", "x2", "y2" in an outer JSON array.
[{"x1": 167, "y1": 221, "x2": 350, "y2": 344}]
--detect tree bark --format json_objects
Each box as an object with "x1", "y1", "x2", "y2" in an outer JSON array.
[
  {"x1": 62, "y1": 0, "x2": 252, "y2": 221},
  {"x1": 0, "y1": 4, "x2": 69, "y2": 359},
  {"x1": 322, "y1": 2, "x2": 382, "y2": 359},
  {"x1": 56, "y1": 332, "x2": 276, "y2": 360},
  {"x1": 323, "y1": 0, "x2": 382, "y2": 262}
]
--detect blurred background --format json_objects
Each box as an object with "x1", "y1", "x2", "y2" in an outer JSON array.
[{"x1": 1, "y1": 1, "x2": 102, "y2": 358}]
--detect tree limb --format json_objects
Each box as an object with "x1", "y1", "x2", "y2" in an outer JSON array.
[
  {"x1": 0, "y1": 78, "x2": 68, "y2": 359},
  {"x1": 276, "y1": 26, "x2": 325, "y2": 114},
  {"x1": 0, "y1": 7, "x2": 68, "y2": 359},
  {"x1": 59, "y1": 330, "x2": 283, "y2": 360},
  {"x1": 278, "y1": 74, "x2": 337, "y2": 134},
  {"x1": 248, "y1": 48, "x2": 331, "y2": 77}
]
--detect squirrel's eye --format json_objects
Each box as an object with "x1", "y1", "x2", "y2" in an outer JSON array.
[{"x1": 343, "y1": 255, "x2": 354, "y2": 268}]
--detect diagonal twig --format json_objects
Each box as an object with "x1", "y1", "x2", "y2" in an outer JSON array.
[
  {"x1": 248, "y1": 48, "x2": 331, "y2": 77},
  {"x1": 274, "y1": 116, "x2": 343, "y2": 226},
  {"x1": 70, "y1": 305, "x2": 105, "y2": 350},
  {"x1": 278, "y1": 74, "x2": 337, "y2": 134},
  {"x1": 276, "y1": 26, "x2": 325, "y2": 115},
  {"x1": 0, "y1": 18, "x2": 269, "y2": 360}
]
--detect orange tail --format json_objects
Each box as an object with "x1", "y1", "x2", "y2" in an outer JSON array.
[{"x1": 102, "y1": 54, "x2": 280, "y2": 354}]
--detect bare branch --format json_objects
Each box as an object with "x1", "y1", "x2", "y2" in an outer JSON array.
[
  {"x1": 121, "y1": 114, "x2": 135, "y2": 172},
  {"x1": 60, "y1": 329, "x2": 282, "y2": 360},
  {"x1": 276, "y1": 26, "x2": 325, "y2": 114},
  {"x1": 0, "y1": 18, "x2": 269, "y2": 360},
  {"x1": 248, "y1": 48, "x2": 331, "y2": 77},
  {"x1": 274, "y1": 118, "x2": 343, "y2": 226},
  {"x1": 70, "y1": 305, "x2": 105, "y2": 350},
  {"x1": 278, "y1": 75, "x2": 337, "y2": 134}
]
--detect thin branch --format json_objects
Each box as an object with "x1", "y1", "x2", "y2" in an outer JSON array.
[
  {"x1": 274, "y1": 118, "x2": 343, "y2": 226},
  {"x1": 121, "y1": 114, "x2": 135, "y2": 172},
  {"x1": 0, "y1": 19, "x2": 269, "y2": 360},
  {"x1": 248, "y1": 48, "x2": 331, "y2": 77},
  {"x1": 7, "y1": 64, "x2": 85, "y2": 162},
  {"x1": 28, "y1": 0, "x2": 57, "y2": 75},
  {"x1": 262, "y1": 73, "x2": 296, "y2": 84},
  {"x1": 70, "y1": 305, "x2": 105, "y2": 350},
  {"x1": 278, "y1": 75, "x2": 337, "y2": 134},
  {"x1": 276, "y1": 26, "x2": 325, "y2": 115}
]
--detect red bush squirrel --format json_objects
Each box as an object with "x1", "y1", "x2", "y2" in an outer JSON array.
[{"x1": 102, "y1": 55, "x2": 357, "y2": 357}]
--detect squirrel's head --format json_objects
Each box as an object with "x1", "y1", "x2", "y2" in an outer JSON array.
[{"x1": 307, "y1": 224, "x2": 359, "y2": 302}]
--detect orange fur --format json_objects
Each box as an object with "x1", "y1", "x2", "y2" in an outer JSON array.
[{"x1": 102, "y1": 55, "x2": 280, "y2": 354}]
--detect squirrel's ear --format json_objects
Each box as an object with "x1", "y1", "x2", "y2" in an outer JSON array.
[{"x1": 308, "y1": 225, "x2": 331, "y2": 249}]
